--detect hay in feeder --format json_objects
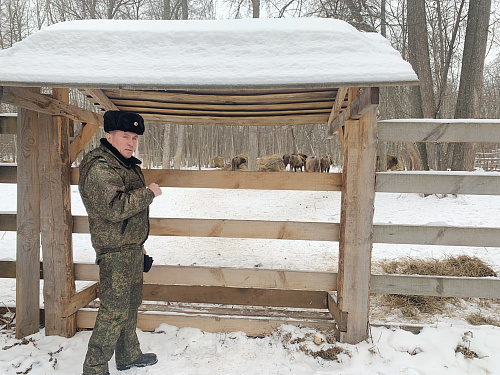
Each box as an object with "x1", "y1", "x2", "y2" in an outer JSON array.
[{"x1": 257, "y1": 154, "x2": 285, "y2": 172}]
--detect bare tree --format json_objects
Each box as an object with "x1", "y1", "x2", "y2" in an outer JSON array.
[{"x1": 448, "y1": 0, "x2": 492, "y2": 171}]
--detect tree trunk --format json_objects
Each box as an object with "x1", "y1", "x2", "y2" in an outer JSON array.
[
  {"x1": 173, "y1": 125, "x2": 185, "y2": 169},
  {"x1": 450, "y1": 0, "x2": 492, "y2": 171},
  {"x1": 162, "y1": 124, "x2": 171, "y2": 169},
  {"x1": 407, "y1": 0, "x2": 436, "y2": 170}
]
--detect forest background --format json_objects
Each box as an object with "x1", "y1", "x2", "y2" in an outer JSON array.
[{"x1": 0, "y1": 0, "x2": 499, "y2": 171}]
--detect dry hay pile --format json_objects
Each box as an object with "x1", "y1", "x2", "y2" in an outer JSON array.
[
  {"x1": 377, "y1": 255, "x2": 497, "y2": 317},
  {"x1": 257, "y1": 154, "x2": 285, "y2": 172},
  {"x1": 210, "y1": 155, "x2": 224, "y2": 168}
]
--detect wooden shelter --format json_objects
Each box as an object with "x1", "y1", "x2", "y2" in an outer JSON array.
[{"x1": 0, "y1": 18, "x2": 419, "y2": 344}]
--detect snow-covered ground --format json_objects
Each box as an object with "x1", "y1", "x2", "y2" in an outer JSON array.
[{"x1": 1, "y1": 173, "x2": 499, "y2": 374}]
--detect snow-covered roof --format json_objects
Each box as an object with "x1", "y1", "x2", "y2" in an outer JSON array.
[{"x1": 0, "y1": 18, "x2": 418, "y2": 89}]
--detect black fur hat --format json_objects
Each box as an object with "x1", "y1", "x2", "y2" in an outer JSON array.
[{"x1": 103, "y1": 111, "x2": 145, "y2": 135}]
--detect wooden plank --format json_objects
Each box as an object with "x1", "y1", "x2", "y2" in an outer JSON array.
[
  {"x1": 117, "y1": 104, "x2": 331, "y2": 116},
  {"x1": 0, "y1": 86, "x2": 103, "y2": 126},
  {"x1": 0, "y1": 212, "x2": 16, "y2": 231},
  {"x1": 111, "y1": 98, "x2": 338, "y2": 111},
  {"x1": 8, "y1": 210, "x2": 497, "y2": 248},
  {"x1": 326, "y1": 87, "x2": 379, "y2": 138},
  {"x1": 326, "y1": 87, "x2": 348, "y2": 128},
  {"x1": 15, "y1": 95, "x2": 41, "y2": 339},
  {"x1": 378, "y1": 119, "x2": 500, "y2": 143},
  {"x1": 38, "y1": 91, "x2": 76, "y2": 338},
  {"x1": 70, "y1": 168, "x2": 343, "y2": 190},
  {"x1": 0, "y1": 165, "x2": 16, "y2": 183},
  {"x1": 0, "y1": 114, "x2": 17, "y2": 134},
  {"x1": 337, "y1": 109, "x2": 378, "y2": 344},
  {"x1": 327, "y1": 292, "x2": 348, "y2": 332},
  {"x1": 70, "y1": 123, "x2": 100, "y2": 163},
  {"x1": 76, "y1": 309, "x2": 336, "y2": 337},
  {"x1": 72, "y1": 215, "x2": 339, "y2": 241},
  {"x1": 143, "y1": 284, "x2": 328, "y2": 309},
  {"x1": 103, "y1": 88, "x2": 337, "y2": 105},
  {"x1": 140, "y1": 113, "x2": 330, "y2": 126},
  {"x1": 74, "y1": 263, "x2": 338, "y2": 291},
  {"x1": 375, "y1": 171, "x2": 500, "y2": 195},
  {"x1": 80, "y1": 89, "x2": 119, "y2": 110},
  {"x1": 371, "y1": 274, "x2": 500, "y2": 299},
  {"x1": 0, "y1": 260, "x2": 43, "y2": 279},
  {"x1": 61, "y1": 282, "x2": 99, "y2": 318},
  {"x1": 373, "y1": 224, "x2": 500, "y2": 248}
]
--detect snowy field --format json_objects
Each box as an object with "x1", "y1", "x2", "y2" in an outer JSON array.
[{"x1": 1, "y1": 174, "x2": 500, "y2": 374}]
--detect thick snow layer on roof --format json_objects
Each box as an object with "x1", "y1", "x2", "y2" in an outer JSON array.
[{"x1": 0, "y1": 18, "x2": 418, "y2": 89}]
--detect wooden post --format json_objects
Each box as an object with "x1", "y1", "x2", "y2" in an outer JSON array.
[
  {"x1": 337, "y1": 107, "x2": 378, "y2": 344},
  {"x1": 38, "y1": 88, "x2": 76, "y2": 337},
  {"x1": 16, "y1": 88, "x2": 41, "y2": 338}
]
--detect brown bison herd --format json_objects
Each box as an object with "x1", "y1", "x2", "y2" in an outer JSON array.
[{"x1": 283, "y1": 153, "x2": 332, "y2": 172}]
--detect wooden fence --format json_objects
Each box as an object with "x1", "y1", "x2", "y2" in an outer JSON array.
[{"x1": 1, "y1": 118, "x2": 500, "y2": 338}]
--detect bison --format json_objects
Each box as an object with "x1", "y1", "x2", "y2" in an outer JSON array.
[
  {"x1": 320, "y1": 156, "x2": 332, "y2": 173},
  {"x1": 305, "y1": 156, "x2": 320, "y2": 172},
  {"x1": 289, "y1": 154, "x2": 304, "y2": 172},
  {"x1": 231, "y1": 155, "x2": 247, "y2": 171},
  {"x1": 283, "y1": 154, "x2": 291, "y2": 169},
  {"x1": 387, "y1": 154, "x2": 399, "y2": 170}
]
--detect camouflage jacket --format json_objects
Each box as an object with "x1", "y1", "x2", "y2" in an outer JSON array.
[{"x1": 79, "y1": 138, "x2": 155, "y2": 254}]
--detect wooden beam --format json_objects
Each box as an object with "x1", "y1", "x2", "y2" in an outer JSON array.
[
  {"x1": 142, "y1": 284, "x2": 328, "y2": 309},
  {"x1": 111, "y1": 98, "x2": 335, "y2": 111},
  {"x1": 72, "y1": 215, "x2": 339, "y2": 241},
  {"x1": 61, "y1": 283, "x2": 99, "y2": 318},
  {"x1": 80, "y1": 89, "x2": 119, "y2": 110},
  {"x1": 326, "y1": 87, "x2": 348, "y2": 128},
  {"x1": 70, "y1": 168, "x2": 343, "y2": 191},
  {"x1": 337, "y1": 108, "x2": 378, "y2": 344},
  {"x1": 0, "y1": 114, "x2": 17, "y2": 134},
  {"x1": 70, "y1": 123, "x2": 100, "y2": 163},
  {"x1": 74, "y1": 263, "x2": 338, "y2": 291},
  {"x1": 103, "y1": 88, "x2": 337, "y2": 105},
  {"x1": 378, "y1": 119, "x2": 500, "y2": 143},
  {"x1": 38, "y1": 88, "x2": 76, "y2": 337},
  {"x1": 327, "y1": 292, "x2": 348, "y2": 332},
  {"x1": 326, "y1": 87, "x2": 379, "y2": 138},
  {"x1": 6, "y1": 212, "x2": 499, "y2": 248},
  {"x1": 140, "y1": 113, "x2": 329, "y2": 126},
  {"x1": 76, "y1": 309, "x2": 335, "y2": 337},
  {"x1": 375, "y1": 171, "x2": 500, "y2": 195},
  {"x1": 373, "y1": 224, "x2": 500, "y2": 248},
  {"x1": 371, "y1": 274, "x2": 500, "y2": 299},
  {"x1": 15, "y1": 92, "x2": 41, "y2": 339},
  {"x1": 0, "y1": 166, "x2": 16, "y2": 183},
  {"x1": 0, "y1": 86, "x2": 103, "y2": 126}
]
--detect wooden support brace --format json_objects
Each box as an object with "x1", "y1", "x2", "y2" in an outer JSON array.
[
  {"x1": 62, "y1": 282, "x2": 99, "y2": 318},
  {"x1": 327, "y1": 292, "x2": 348, "y2": 332},
  {"x1": 80, "y1": 89, "x2": 119, "y2": 111},
  {"x1": 326, "y1": 87, "x2": 379, "y2": 138},
  {"x1": 0, "y1": 86, "x2": 103, "y2": 126},
  {"x1": 70, "y1": 123, "x2": 100, "y2": 163},
  {"x1": 326, "y1": 87, "x2": 348, "y2": 127}
]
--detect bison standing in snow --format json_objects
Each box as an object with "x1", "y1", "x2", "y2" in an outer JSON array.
[
  {"x1": 305, "y1": 156, "x2": 320, "y2": 172},
  {"x1": 320, "y1": 156, "x2": 332, "y2": 173},
  {"x1": 289, "y1": 154, "x2": 304, "y2": 172}
]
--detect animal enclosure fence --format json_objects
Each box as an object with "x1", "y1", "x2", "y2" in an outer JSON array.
[{"x1": 1, "y1": 118, "x2": 500, "y2": 343}]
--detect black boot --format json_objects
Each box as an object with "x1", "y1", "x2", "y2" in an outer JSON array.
[{"x1": 116, "y1": 353, "x2": 158, "y2": 371}]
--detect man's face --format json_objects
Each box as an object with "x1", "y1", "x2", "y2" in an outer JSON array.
[{"x1": 106, "y1": 130, "x2": 139, "y2": 159}]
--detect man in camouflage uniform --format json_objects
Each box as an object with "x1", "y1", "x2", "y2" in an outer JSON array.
[{"x1": 79, "y1": 111, "x2": 162, "y2": 375}]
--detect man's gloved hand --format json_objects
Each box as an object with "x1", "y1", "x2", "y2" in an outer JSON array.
[{"x1": 143, "y1": 254, "x2": 154, "y2": 272}]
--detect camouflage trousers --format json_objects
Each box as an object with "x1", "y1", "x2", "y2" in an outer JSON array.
[{"x1": 83, "y1": 246, "x2": 144, "y2": 375}]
